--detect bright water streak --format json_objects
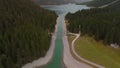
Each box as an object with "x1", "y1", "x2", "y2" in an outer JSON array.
[{"x1": 41, "y1": 4, "x2": 90, "y2": 68}]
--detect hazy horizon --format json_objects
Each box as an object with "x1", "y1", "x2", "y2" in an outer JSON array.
[{"x1": 34, "y1": 0, "x2": 92, "y2": 4}]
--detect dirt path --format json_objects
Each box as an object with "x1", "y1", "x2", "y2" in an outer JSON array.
[
  {"x1": 62, "y1": 17, "x2": 92, "y2": 68},
  {"x1": 69, "y1": 33, "x2": 105, "y2": 68}
]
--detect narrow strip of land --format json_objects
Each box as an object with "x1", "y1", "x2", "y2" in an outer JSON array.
[{"x1": 62, "y1": 17, "x2": 92, "y2": 68}]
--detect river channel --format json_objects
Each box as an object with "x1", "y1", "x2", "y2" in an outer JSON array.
[{"x1": 41, "y1": 4, "x2": 90, "y2": 68}]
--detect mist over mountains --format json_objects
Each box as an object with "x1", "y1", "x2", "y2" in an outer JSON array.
[{"x1": 34, "y1": 0, "x2": 92, "y2": 5}]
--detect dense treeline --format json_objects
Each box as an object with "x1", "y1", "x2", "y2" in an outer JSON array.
[
  {"x1": 0, "y1": 0, "x2": 57, "y2": 68},
  {"x1": 66, "y1": 8, "x2": 120, "y2": 46}
]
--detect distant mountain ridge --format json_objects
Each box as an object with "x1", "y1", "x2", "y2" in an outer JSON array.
[
  {"x1": 33, "y1": 0, "x2": 92, "y2": 5},
  {"x1": 82, "y1": 0, "x2": 115, "y2": 7},
  {"x1": 83, "y1": 0, "x2": 120, "y2": 10},
  {"x1": 106, "y1": 0, "x2": 120, "y2": 10}
]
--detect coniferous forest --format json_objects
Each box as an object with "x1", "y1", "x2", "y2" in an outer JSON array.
[
  {"x1": 0, "y1": 0, "x2": 57, "y2": 68},
  {"x1": 66, "y1": 8, "x2": 120, "y2": 46}
]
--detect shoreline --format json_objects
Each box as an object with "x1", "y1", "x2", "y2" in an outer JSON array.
[
  {"x1": 62, "y1": 17, "x2": 92, "y2": 68},
  {"x1": 21, "y1": 17, "x2": 59, "y2": 68}
]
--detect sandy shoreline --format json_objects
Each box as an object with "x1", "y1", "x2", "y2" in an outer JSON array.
[
  {"x1": 21, "y1": 35, "x2": 56, "y2": 68},
  {"x1": 62, "y1": 16, "x2": 92, "y2": 68}
]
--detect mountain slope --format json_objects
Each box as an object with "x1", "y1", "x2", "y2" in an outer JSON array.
[
  {"x1": 34, "y1": 0, "x2": 74, "y2": 5},
  {"x1": 34, "y1": 0, "x2": 92, "y2": 5},
  {"x1": 106, "y1": 0, "x2": 120, "y2": 10},
  {"x1": 83, "y1": 0, "x2": 115, "y2": 7},
  {"x1": 83, "y1": 0, "x2": 120, "y2": 10},
  {"x1": 0, "y1": 0, "x2": 57, "y2": 68}
]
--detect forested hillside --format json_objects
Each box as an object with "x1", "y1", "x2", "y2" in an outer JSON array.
[
  {"x1": 0, "y1": 0, "x2": 57, "y2": 68},
  {"x1": 66, "y1": 7, "x2": 120, "y2": 46}
]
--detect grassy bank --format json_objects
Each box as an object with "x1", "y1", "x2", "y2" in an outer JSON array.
[
  {"x1": 67, "y1": 35, "x2": 96, "y2": 67},
  {"x1": 75, "y1": 36, "x2": 120, "y2": 68}
]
